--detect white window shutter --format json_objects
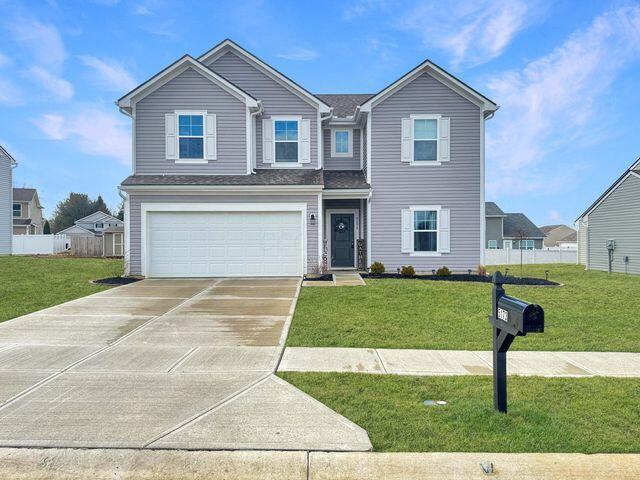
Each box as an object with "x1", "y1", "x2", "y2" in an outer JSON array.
[
  {"x1": 300, "y1": 119, "x2": 311, "y2": 163},
  {"x1": 205, "y1": 113, "x2": 217, "y2": 161},
  {"x1": 439, "y1": 117, "x2": 450, "y2": 162},
  {"x1": 165, "y1": 113, "x2": 178, "y2": 160},
  {"x1": 262, "y1": 119, "x2": 273, "y2": 164},
  {"x1": 401, "y1": 118, "x2": 412, "y2": 162},
  {"x1": 401, "y1": 208, "x2": 413, "y2": 253},
  {"x1": 439, "y1": 208, "x2": 451, "y2": 253}
]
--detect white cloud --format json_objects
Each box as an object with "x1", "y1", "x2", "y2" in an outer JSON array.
[
  {"x1": 26, "y1": 66, "x2": 74, "y2": 101},
  {"x1": 79, "y1": 55, "x2": 137, "y2": 92},
  {"x1": 343, "y1": 0, "x2": 397, "y2": 21},
  {"x1": 0, "y1": 52, "x2": 11, "y2": 68},
  {"x1": 8, "y1": 18, "x2": 66, "y2": 70},
  {"x1": 36, "y1": 107, "x2": 131, "y2": 165},
  {"x1": 0, "y1": 77, "x2": 24, "y2": 106},
  {"x1": 486, "y1": 5, "x2": 640, "y2": 196},
  {"x1": 399, "y1": 0, "x2": 530, "y2": 68},
  {"x1": 277, "y1": 48, "x2": 319, "y2": 61},
  {"x1": 547, "y1": 209, "x2": 563, "y2": 223},
  {"x1": 365, "y1": 37, "x2": 398, "y2": 62}
]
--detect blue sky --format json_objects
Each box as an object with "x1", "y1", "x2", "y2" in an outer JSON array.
[{"x1": 1, "y1": 0, "x2": 640, "y2": 226}]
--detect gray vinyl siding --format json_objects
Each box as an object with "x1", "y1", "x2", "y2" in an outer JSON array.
[
  {"x1": 323, "y1": 129, "x2": 361, "y2": 170},
  {"x1": 486, "y1": 217, "x2": 503, "y2": 248},
  {"x1": 206, "y1": 51, "x2": 319, "y2": 168},
  {"x1": 135, "y1": 67, "x2": 247, "y2": 175},
  {"x1": 369, "y1": 72, "x2": 481, "y2": 271},
  {"x1": 0, "y1": 158, "x2": 12, "y2": 254},
  {"x1": 586, "y1": 174, "x2": 640, "y2": 274},
  {"x1": 128, "y1": 194, "x2": 319, "y2": 275}
]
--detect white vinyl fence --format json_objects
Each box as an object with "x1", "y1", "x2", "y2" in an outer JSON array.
[
  {"x1": 485, "y1": 248, "x2": 577, "y2": 265},
  {"x1": 12, "y1": 234, "x2": 69, "y2": 255}
]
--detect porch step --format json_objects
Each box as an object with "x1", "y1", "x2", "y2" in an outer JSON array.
[{"x1": 332, "y1": 273, "x2": 366, "y2": 287}]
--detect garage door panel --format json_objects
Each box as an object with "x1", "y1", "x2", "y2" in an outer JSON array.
[{"x1": 147, "y1": 211, "x2": 303, "y2": 278}]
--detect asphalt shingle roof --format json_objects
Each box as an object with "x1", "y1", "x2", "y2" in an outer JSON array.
[
  {"x1": 13, "y1": 218, "x2": 32, "y2": 226},
  {"x1": 323, "y1": 170, "x2": 370, "y2": 189},
  {"x1": 485, "y1": 201, "x2": 505, "y2": 216},
  {"x1": 13, "y1": 188, "x2": 36, "y2": 202},
  {"x1": 315, "y1": 94, "x2": 373, "y2": 118},
  {"x1": 503, "y1": 213, "x2": 545, "y2": 239},
  {"x1": 121, "y1": 169, "x2": 323, "y2": 186}
]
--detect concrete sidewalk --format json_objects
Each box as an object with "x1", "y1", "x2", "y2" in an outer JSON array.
[
  {"x1": 0, "y1": 448, "x2": 638, "y2": 479},
  {"x1": 278, "y1": 347, "x2": 640, "y2": 377}
]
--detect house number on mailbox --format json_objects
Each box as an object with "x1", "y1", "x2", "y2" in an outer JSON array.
[{"x1": 497, "y1": 308, "x2": 509, "y2": 322}]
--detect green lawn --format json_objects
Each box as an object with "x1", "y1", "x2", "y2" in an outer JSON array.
[
  {"x1": 0, "y1": 256, "x2": 123, "y2": 323},
  {"x1": 288, "y1": 264, "x2": 640, "y2": 352},
  {"x1": 280, "y1": 372, "x2": 640, "y2": 453}
]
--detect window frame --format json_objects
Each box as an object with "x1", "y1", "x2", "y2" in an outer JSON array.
[
  {"x1": 488, "y1": 239, "x2": 498, "y2": 249},
  {"x1": 519, "y1": 239, "x2": 535, "y2": 250},
  {"x1": 410, "y1": 114, "x2": 440, "y2": 166},
  {"x1": 331, "y1": 128, "x2": 353, "y2": 157},
  {"x1": 176, "y1": 110, "x2": 207, "y2": 164},
  {"x1": 12, "y1": 203, "x2": 22, "y2": 218},
  {"x1": 410, "y1": 205, "x2": 440, "y2": 256},
  {"x1": 272, "y1": 116, "x2": 301, "y2": 165}
]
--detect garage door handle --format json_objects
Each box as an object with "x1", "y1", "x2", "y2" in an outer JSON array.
[{"x1": 351, "y1": 242, "x2": 354, "y2": 248}]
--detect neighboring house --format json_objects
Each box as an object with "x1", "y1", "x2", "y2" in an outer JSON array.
[
  {"x1": 540, "y1": 224, "x2": 577, "y2": 249},
  {"x1": 485, "y1": 202, "x2": 545, "y2": 250},
  {"x1": 117, "y1": 39, "x2": 498, "y2": 277},
  {"x1": 576, "y1": 158, "x2": 640, "y2": 274},
  {"x1": 58, "y1": 211, "x2": 124, "y2": 238},
  {"x1": 12, "y1": 188, "x2": 44, "y2": 235},
  {"x1": 1, "y1": 146, "x2": 17, "y2": 255}
]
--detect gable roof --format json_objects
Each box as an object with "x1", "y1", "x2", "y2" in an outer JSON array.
[
  {"x1": 485, "y1": 201, "x2": 505, "y2": 217},
  {"x1": 503, "y1": 213, "x2": 545, "y2": 239},
  {"x1": 577, "y1": 157, "x2": 640, "y2": 220},
  {"x1": 75, "y1": 211, "x2": 121, "y2": 224},
  {"x1": 57, "y1": 224, "x2": 96, "y2": 236},
  {"x1": 117, "y1": 55, "x2": 259, "y2": 110},
  {"x1": 359, "y1": 59, "x2": 498, "y2": 115},
  {"x1": 315, "y1": 94, "x2": 373, "y2": 118},
  {"x1": 198, "y1": 39, "x2": 331, "y2": 113},
  {"x1": 0, "y1": 145, "x2": 17, "y2": 166},
  {"x1": 13, "y1": 188, "x2": 36, "y2": 202}
]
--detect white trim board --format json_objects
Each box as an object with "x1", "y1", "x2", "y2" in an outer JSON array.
[
  {"x1": 140, "y1": 202, "x2": 308, "y2": 278},
  {"x1": 325, "y1": 208, "x2": 359, "y2": 269}
]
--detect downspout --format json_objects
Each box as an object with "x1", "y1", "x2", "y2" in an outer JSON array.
[{"x1": 249, "y1": 101, "x2": 264, "y2": 174}]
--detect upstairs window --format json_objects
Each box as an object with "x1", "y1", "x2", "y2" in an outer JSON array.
[
  {"x1": 12, "y1": 203, "x2": 21, "y2": 217},
  {"x1": 332, "y1": 129, "x2": 352, "y2": 157},
  {"x1": 274, "y1": 120, "x2": 299, "y2": 163},
  {"x1": 413, "y1": 118, "x2": 438, "y2": 162},
  {"x1": 178, "y1": 114, "x2": 204, "y2": 159},
  {"x1": 95, "y1": 223, "x2": 104, "y2": 229}
]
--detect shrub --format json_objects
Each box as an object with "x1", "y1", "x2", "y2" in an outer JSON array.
[
  {"x1": 369, "y1": 261, "x2": 385, "y2": 276},
  {"x1": 436, "y1": 266, "x2": 451, "y2": 276},
  {"x1": 400, "y1": 265, "x2": 415, "y2": 277},
  {"x1": 477, "y1": 264, "x2": 487, "y2": 276}
]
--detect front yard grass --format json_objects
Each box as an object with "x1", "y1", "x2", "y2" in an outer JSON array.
[
  {"x1": 280, "y1": 372, "x2": 640, "y2": 453},
  {"x1": 287, "y1": 264, "x2": 640, "y2": 352},
  {"x1": 0, "y1": 256, "x2": 123, "y2": 323}
]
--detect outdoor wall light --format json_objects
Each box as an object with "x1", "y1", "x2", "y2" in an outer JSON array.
[{"x1": 309, "y1": 213, "x2": 317, "y2": 226}]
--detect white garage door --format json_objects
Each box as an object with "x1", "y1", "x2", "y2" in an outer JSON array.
[{"x1": 147, "y1": 211, "x2": 303, "y2": 277}]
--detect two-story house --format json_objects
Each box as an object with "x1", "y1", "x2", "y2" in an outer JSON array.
[
  {"x1": 12, "y1": 188, "x2": 44, "y2": 235},
  {"x1": 485, "y1": 201, "x2": 545, "y2": 250},
  {"x1": 117, "y1": 39, "x2": 498, "y2": 277},
  {"x1": 0, "y1": 146, "x2": 17, "y2": 254}
]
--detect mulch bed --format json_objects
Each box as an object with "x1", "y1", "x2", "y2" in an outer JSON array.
[
  {"x1": 92, "y1": 276, "x2": 143, "y2": 286},
  {"x1": 361, "y1": 273, "x2": 559, "y2": 286},
  {"x1": 303, "y1": 274, "x2": 334, "y2": 282}
]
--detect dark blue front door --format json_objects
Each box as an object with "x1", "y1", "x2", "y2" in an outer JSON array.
[{"x1": 331, "y1": 213, "x2": 354, "y2": 268}]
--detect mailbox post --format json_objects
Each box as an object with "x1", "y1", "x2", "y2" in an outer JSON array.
[{"x1": 489, "y1": 271, "x2": 544, "y2": 413}]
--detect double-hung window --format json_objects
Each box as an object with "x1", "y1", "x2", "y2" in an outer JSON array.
[
  {"x1": 12, "y1": 203, "x2": 21, "y2": 217},
  {"x1": 178, "y1": 114, "x2": 204, "y2": 160},
  {"x1": 488, "y1": 240, "x2": 498, "y2": 249},
  {"x1": 413, "y1": 210, "x2": 438, "y2": 252},
  {"x1": 331, "y1": 129, "x2": 352, "y2": 157},
  {"x1": 413, "y1": 118, "x2": 438, "y2": 162},
  {"x1": 519, "y1": 239, "x2": 534, "y2": 250},
  {"x1": 274, "y1": 119, "x2": 299, "y2": 163}
]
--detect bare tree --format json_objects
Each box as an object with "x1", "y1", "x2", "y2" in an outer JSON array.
[{"x1": 514, "y1": 227, "x2": 528, "y2": 277}]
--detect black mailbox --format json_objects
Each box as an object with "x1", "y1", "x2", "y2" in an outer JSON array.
[
  {"x1": 488, "y1": 271, "x2": 545, "y2": 413},
  {"x1": 495, "y1": 295, "x2": 544, "y2": 336}
]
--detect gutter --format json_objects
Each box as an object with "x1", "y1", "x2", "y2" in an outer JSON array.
[{"x1": 249, "y1": 101, "x2": 264, "y2": 173}]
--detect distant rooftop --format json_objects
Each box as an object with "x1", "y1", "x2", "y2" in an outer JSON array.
[{"x1": 485, "y1": 201, "x2": 505, "y2": 216}]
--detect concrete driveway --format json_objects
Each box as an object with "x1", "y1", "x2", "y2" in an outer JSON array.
[{"x1": 0, "y1": 278, "x2": 371, "y2": 451}]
